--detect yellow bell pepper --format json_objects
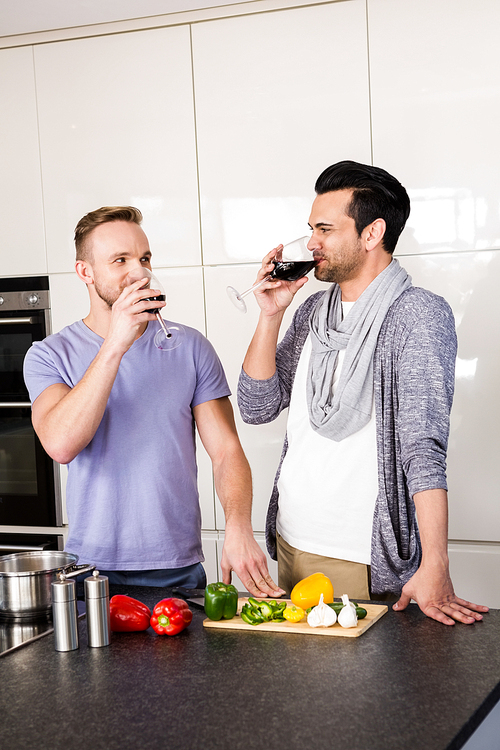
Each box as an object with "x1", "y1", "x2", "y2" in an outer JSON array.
[
  {"x1": 283, "y1": 605, "x2": 305, "y2": 623},
  {"x1": 290, "y1": 572, "x2": 334, "y2": 609}
]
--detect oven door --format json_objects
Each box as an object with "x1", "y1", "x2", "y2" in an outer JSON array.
[
  {"x1": 0, "y1": 531, "x2": 64, "y2": 555},
  {"x1": 0, "y1": 311, "x2": 61, "y2": 527}
]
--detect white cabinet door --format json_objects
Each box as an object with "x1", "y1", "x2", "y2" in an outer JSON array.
[
  {"x1": 201, "y1": 532, "x2": 218, "y2": 585},
  {"x1": 401, "y1": 251, "x2": 500, "y2": 544},
  {"x1": 369, "y1": 0, "x2": 500, "y2": 256},
  {"x1": 203, "y1": 263, "x2": 327, "y2": 534},
  {"x1": 34, "y1": 26, "x2": 200, "y2": 274},
  {"x1": 0, "y1": 47, "x2": 45, "y2": 276},
  {"x1": 192, "y1": 0, "x2": 372, "y2": 266},
  {"x1": 448, "y1": 543, "x2": 500, "y2": 609}
]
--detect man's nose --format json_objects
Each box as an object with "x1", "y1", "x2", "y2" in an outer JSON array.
[
  {"x1": 128, "y1": 259, "x2": 148, "y2": 276},
  {"x1": 130, "y1": 259, "x2": 144, "y2": 269},
  {"x1": 307, "y1": 234, "x2": 319, "y2": 252}
]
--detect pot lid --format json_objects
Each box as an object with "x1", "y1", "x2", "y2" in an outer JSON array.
[{"x1": 0, "y1": 551, "x2": 79, "y2": 576}]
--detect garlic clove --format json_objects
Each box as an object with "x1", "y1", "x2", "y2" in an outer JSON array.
[
  {"x1": 338, "y1": 594, "x2": 358, "y2": 628},
  {"x1": 307, "y1": 593, "x2": 337, "y2": 628}
]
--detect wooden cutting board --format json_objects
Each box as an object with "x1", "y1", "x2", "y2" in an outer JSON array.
[{"x1": 203, "y1": 598, "x2": 388, "y2": 638}]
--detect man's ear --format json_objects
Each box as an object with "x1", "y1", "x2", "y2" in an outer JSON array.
[
  {"x1": 363, "y1": 218, "x2": 386, "y2": 251},
  {"x1": 75, "y1": 259, "x2": 94, "y2": 286}
]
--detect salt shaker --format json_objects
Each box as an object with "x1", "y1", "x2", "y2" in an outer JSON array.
[
  {"x1": 84, "y1": 570, "x2": 110, "y2": 647},
  {"x1": 51, "y1": 573, "x2": 79, "y2": 652}
]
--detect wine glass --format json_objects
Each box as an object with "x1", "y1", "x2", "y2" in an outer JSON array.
[
  {"x1": 226, "y1": 236, "x2": 316, "y2": 313},
  {"x1": 125, "y1": 267, "x2": 184, "y2": 350}
]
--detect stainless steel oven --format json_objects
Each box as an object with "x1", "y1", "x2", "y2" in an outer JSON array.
[{"x1": 0, "y1": 277, "x2": 62, "y2": 531}]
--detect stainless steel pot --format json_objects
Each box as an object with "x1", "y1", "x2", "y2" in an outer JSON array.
[{"x1": 0, "y1": 551, "x2": 94, "y2": 619}]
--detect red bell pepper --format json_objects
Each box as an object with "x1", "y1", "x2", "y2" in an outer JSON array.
[
  {"x1": 150, "y1": 597, "x2": 193, "y2": 636},
  {"x1": 109, "y1": 595, "x2": 151, "y2": 632}
]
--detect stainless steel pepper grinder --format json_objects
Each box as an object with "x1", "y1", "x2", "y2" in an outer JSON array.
[
  {"x1": 51, "y1": 572, "x2": 79, "y2": 652},
  {"x1": 84, "y1": 569, "x2": 110, "y2": 647}
]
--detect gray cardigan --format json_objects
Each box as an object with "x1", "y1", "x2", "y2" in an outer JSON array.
[{"x1": 237, "y1": 286, "x2": 457, "y2": 594}]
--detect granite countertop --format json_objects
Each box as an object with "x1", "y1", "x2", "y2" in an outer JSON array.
[{"x1": 1, "y1": 585, "x2": 499, "y2": 750}]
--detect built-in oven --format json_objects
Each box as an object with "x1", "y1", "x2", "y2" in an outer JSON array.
[{"x1": 0, "y1": 276, "x2": 62, "y2": 540}]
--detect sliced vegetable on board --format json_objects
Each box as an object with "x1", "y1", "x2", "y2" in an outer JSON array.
[{"x1": 240, "y1": 598, "x2": 286, "y2": 626}]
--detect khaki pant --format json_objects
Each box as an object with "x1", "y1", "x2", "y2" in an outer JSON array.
[{"x1": 277, "y1": 533, "x2": 395, "y2": 602}]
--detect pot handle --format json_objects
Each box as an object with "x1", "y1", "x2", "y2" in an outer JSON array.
[{"x1": 63, "y1": 564, "x2": 96, "y2": 579}]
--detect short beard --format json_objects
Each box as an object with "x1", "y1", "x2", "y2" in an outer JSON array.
[
  {"x1": 314, "y1": 238, "x2": 364, "y2": 284},
  {"x1": 93, "y1": 279, "x2": 120, "y2": 308}
]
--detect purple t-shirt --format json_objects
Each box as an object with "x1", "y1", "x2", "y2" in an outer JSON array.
[{"x1": 23, "y1": 319, "x2": 230, "y2": 570}]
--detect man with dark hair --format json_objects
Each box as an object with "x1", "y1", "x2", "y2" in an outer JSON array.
[
  {"x1": 314, "y1": 161, "x2": 411, "y2": 255},
  {"x1": 238, "y1": 161, "x2": 487, "y2": 625},
  {"x1": 23, "y1": 206, "x2": 283, "y2": 596}
]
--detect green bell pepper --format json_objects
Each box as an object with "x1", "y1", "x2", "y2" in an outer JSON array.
[{"x1": 204, "y1": 582, "x2": 239, "y2": 621}]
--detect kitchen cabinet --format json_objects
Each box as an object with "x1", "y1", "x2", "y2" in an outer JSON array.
[
  {"x1": 204, "y1": 263, "x2": 326, "y2": 535},
  {"x1": 369, "y1": 0, "x2": 500, "y2": 257},
  {"x1": 192, "y1": 0, "x2": 371, "y2": 266},
  {"x1": 200, "y1": 531, "x2": 218, "y2": 583},
  {"x1": 1, "y1": 585, "x2": 499, "y2": 750},
  {"x1": 401, "y1": 251, "x2": 500, "y2": 542},
  {"x1": 448, "y1": 543, "x2": 500, "y2": 611},
  {"x1": 400, "y1": 251, "x2": 500, "y2": 607},
  {"x1": 34, "y1": 25, "x2": 200, "y2": 275},
  {"x1": 0, "y1": 47, "x2": 46, "y2": 277},
  {"x1": 368, "y1": 0, "x2": 500, "y2": 602},
  {"x1": 368, "y1": 0, "x2": 500, "y2": 600}
]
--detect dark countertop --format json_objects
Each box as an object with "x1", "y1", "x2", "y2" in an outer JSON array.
[{"x1": 1, "y1": 585, "x2": 499, "y2": 750}]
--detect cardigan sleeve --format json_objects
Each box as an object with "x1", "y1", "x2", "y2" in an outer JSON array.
[
  {"x1": 237, "y1": 291, "x2": 323, "y2": 424},
  {"x1": 396, "y1": 292, "x2": 457, "y2": 497},
  {"x1": 371, "y1": 288, "x2": 457, "y2": 593}
]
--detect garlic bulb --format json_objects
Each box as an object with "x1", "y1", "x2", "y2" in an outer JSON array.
[
  {"x1": 307, "y1": 594, "x2": 337, "y2": 628},
  {"x1": 337, "y1": 594, "x2": 358, "y2": 629}
]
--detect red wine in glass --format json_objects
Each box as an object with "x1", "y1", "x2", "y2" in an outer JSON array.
[
  {"x1": 124, "y1": 270, "x2": 184, "y2": 350},
  {"x1": 226, "y1": 236, "x2": 315, "y2": 312},
  {"x1": 270, "y1": 260, "x2": 317, "y2": 281},
  {"x1": 144, "y1": 294, "x2": 166, "y2": 314}
]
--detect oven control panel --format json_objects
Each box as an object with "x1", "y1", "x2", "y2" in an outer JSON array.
[{"x1": 0, "y1": 290, "x2": 50, "y2": 311}]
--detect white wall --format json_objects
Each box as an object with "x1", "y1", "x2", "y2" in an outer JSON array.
[{"x1": 0, "y1": 0, "x2": 499, "y2": 604}]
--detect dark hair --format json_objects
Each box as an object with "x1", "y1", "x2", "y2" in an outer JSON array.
[
  {"x1": 74, "y1": 206, "x2": 143, "y2": 262},
  {"x1": 315, "y1": 161, "x2": 410, "y2": 254}
]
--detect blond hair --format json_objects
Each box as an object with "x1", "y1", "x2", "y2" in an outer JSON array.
[{"x1": 74, "y1": 206, "x2": 143, "y2": 262}]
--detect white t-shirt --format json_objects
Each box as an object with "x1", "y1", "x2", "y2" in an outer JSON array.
[{"x1": 276, "y1": 301, "x2": 378, "y2": 565}]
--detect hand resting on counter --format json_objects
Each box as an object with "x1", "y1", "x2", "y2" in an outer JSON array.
[
  {"x1": 221, "y1": 523, "x2": 285, "y2": 599},
  {"x1": 393, "y1": 561, "x2": 489, "y2": 626}
]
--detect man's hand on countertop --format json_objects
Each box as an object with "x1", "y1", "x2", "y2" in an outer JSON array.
[
  {"x1": 393, "y1": 563, "x2": 489, "y2": 625},
  {"x1": 220, "y1": 524, "x2": 285, "y2": 599}
]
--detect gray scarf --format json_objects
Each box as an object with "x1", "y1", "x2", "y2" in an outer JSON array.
[{"x1": 306, "y1": 258, "x2": 411, "y2": 441}]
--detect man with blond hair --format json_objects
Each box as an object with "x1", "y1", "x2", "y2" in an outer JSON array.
[{"x1": 24, "y1": 206, "x2": 282, "y2": 597}]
